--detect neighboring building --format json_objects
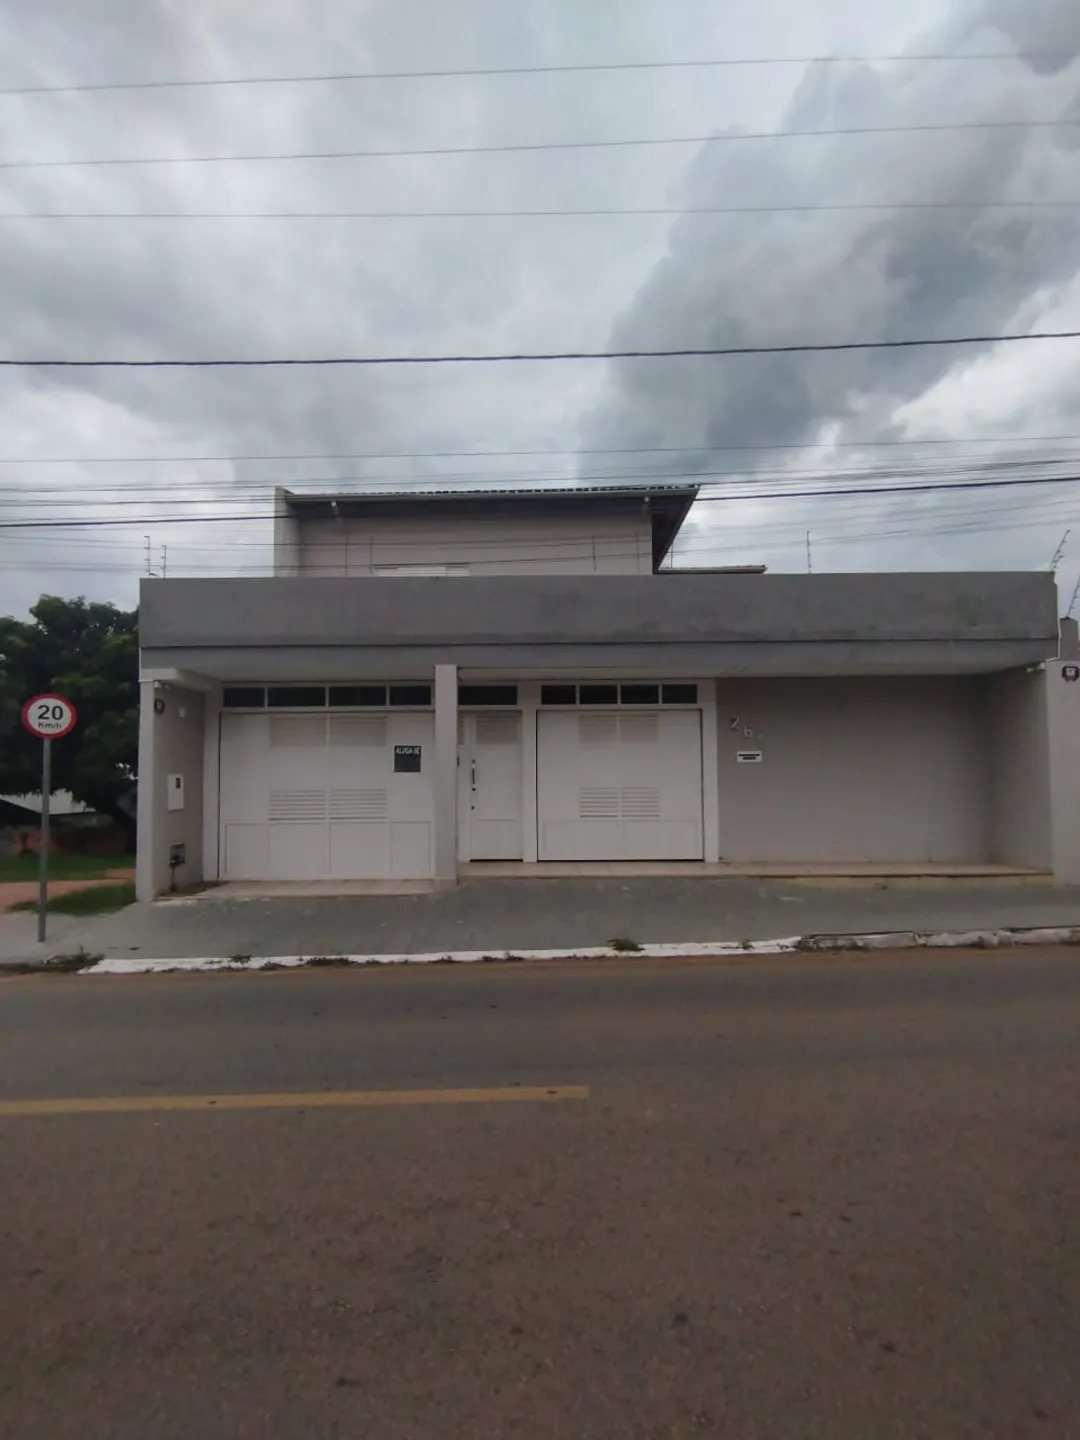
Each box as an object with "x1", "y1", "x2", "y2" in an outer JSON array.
[
  {"x1": 135, "y1": 484, "x2": 1080, "y2": 898},
  {"x1": 0, "y1": 791, "x2": 93, "y2": 821}
]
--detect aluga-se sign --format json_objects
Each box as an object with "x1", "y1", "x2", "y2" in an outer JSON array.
[{"x1": 20, "y1": 693, "x2": 79, "y2": 942}]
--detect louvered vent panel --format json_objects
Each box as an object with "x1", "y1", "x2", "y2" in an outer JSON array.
[
  {"x1": 579, "y1": 787, "x2": 620, "y2": 818},
  {"x1": 330, "y1": 788, "x2": 388, "y2": 821},
  {"x1": 618, "y1": 713, "x2": 659, "y2": 745},
  {"x1": 269, "y1": 716, "x2": 326, "y2": 748},
  {"x1": 329, "y1": 714, "x2": 386, "y2": 748},
  {"x1": 476, "y1": 713, "x2": 520, "y2": 745},
  {"x1": 620, "y1": 786, "x2": 661, "y2": 819},
  {"x1": 269, "y1": 789, "x2": 327, "y2": 822},
  {"x1": 578, "y1": 713, "x2": 619, "y2": 747}
]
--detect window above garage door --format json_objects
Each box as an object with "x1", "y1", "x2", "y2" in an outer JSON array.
[
  {"x1": 540, "y1": 683, "x2": 698, "y2": 706},
  {"x1": 222, "y1": 684, "x2": 433, "y2": 709}
]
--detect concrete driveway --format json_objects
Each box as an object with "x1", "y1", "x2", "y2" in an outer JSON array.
[{"x1": 14, "y1": 875, "x2": 1080, "y2": 965}]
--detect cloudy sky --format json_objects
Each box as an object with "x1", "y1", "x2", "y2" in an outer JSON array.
[{"x1": 1, "y1": 0, "x2": 1079, "y2": 617}]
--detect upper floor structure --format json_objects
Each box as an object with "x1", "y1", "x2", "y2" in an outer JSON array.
[{"x1": 271, "y1": 484, "x2": 700, "y2": 577}]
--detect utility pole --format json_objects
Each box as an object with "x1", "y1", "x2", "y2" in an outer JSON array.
[
  {"x1": 160, "y1": 543, "x2": 168, "y2": 578},
  {"x1": 806, "y1": 531, "x2": 813, "y2": 575},
  {"x1": 144, "y1": 535, "x2": 156, "y2": 577}
]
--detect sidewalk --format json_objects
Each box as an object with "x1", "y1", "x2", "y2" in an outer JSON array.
[
  {"x1": 7, "y1": 876, "x2": 1080, "y2": 967},
  {"x1": 0, "y1": 912, "x2": 85, "y2": 966}
]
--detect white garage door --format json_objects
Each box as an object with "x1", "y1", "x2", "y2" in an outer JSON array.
[
  {"x1": 219, "y1": 711, "x2": 435, "y2": 879},
  {"x1": 536, "y1": 709, "x2": 703, "y2": 860}
]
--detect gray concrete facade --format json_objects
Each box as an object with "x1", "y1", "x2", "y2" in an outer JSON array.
[
  {"x1": 141, "y1": 572, "x2": 1058, "y2": 650},
  {"x1": 140, "y1": 571, "x2": 1057, "y2": 676},
  {"x1": 715, "y1": 677, "x2": 993, "y2": 864},
  {"x1": 135, "y1": 569, "x2": 1075, "y2": 898}
]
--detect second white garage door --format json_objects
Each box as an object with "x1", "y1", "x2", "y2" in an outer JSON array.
[{"x1": 536, "y1": 709, "x2": 703, "y2": 860}]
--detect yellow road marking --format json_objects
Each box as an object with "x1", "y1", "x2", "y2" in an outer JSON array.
[{"x1": 0, "y1": 1085, "x2": 589, "y2": 1118}]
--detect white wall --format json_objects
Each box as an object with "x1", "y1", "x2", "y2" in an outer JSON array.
[
  {"x1": 715, "y1": 677, "x2": 992, "y2": 863},
  {"x1": 1047, "y1": 659, "x2": 1080, "y2": 883},
  {"x1": 136, "y1": 682, "x2": 206, "y2": 900},
  {"x1": 272, "y1": 488, "x2": 301, "y2": 575},
  {"x1": 292, "y1": 513, "x2": 653, "y2": 576},
  {"x1": 989, "y1": 669, "x2": 1051, "y2": 869}
]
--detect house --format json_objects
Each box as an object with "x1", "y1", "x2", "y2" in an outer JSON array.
[
  {"x1": 1, "y1": 791, "x2": 93, "y2": 822},
  {"x1": 135, "y1": 483, "x2": 1080, "y2": 899},
  {"x1": 1, "y1": 791, "x2": 99, "y2": 854}
]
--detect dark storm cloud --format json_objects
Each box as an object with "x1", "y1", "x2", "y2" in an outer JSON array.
[
  {"x1": 2, "y1": 0, "x2": 682, "y2": 613},
  {"x1": 2, "y1": 0, "x2": 1079, "y2": 612},
  {"x1": 576, "y1": 0, "x2": 1080, "y2": 587},
  {"x1": 983, "y1": 0, "x2": 1080, "y2": 74},
  {"x1": 581, "y1": 0, "x2": 1080, "y2": 486},
  {"x1": 0, "y1": 0, "x2": 642, "y2": 455}
]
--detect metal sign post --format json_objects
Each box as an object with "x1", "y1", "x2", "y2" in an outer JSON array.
[
  {"x1": 21, "y1": 694, "x2": 78, "y2": 944},
  {"x1": 38, "y1": 739, "x2": 52, "y2": 943}
]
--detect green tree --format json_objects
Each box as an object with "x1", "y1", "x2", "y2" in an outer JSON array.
[{"x1": 0, "y1": 597, "x2": 139, "y2": 850}]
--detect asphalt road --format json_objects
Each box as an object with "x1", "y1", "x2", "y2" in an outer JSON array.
[{"x1": 1, "y1": 951, "x2": 1079, "y2": 1439}]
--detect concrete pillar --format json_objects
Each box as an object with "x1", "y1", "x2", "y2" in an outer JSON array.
[
  {"x1": 1047, "y1": 625, "x2": 1080, "y2": 884},
  {"x1": 520, "y1": 682, "x2": 540, "y2": 863},
  {"x1": 135, "y1": 680, "x2": 207, "y2": 902},
  {"x1": 201, "y1": 687, "x2": 222, "y2": 881},
  {"x1": 699, "y1": 679, "x2": 721, "y2": 863},
  {"x1": 988, "y1": 668, "x2": 1051, "y2": 870},
  {"x1": 272, "y1": 487, "x2": 301, "y2": 575},
  {"x1": 135, "y1": 680, "x2": 158, "y2": 902},
  {"x1": 433, "y1": 664, "x2": 459, "y2": 885}
]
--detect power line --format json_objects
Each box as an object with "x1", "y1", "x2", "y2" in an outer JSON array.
[
  {"x1": 4, "y1": 329, "x2": 1079, "y2": 368},
  {"x1": 9, "y1": 484, "x2": 1079, "y2": 560},
  {"x1": 1, "y1": 503, "x2": 1074, "y2": 573},
  {"x1": 6, "y1": 452, "x2": 1080, "y2": 506},
  {"x1": 1, "y1": 118, "x2": 1076, "y2": 170},
  {"x1": 3, "y1": 451, "x2": 1076, "y2": 513},
  {"x1": 13, "y1": 454, "x2": 1077, "y2": 512},
  {"x1": 0, "y1": 51, "x2": 1069, "y2": 97},
  {"x1": 0, "y1": 434, "x2": 1077, "y2": 465},
  {"x1": 4, "y1": 467, "x2": 1080, "y2": 530},
  {"x1": 5, "y1": 200, "x2": 1080, "y2": 220},
  {"x1": 16, "y1": 490, "x2": 1080, "y2": 550}
]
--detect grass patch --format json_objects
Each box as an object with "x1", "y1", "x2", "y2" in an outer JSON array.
[
  {"x1": 0, "y1": 853, "x2": 130, "y2": 883},
  {"x1": 47, "y1": 948, "x2": 103, "y2": 972},
  {"x1": 0, "y1": 947, "x2": 103, "y2": 976},
  {"x1": 9, "y1": 882, "x2": 135, "y2": 916},
  {"x1": 608, "y1": 935, "x2": 643, "y2": 954}
]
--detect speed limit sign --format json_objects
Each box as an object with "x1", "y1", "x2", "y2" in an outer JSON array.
[
  {"x1": 21, "y1": 694, "x2": 78, "y2": 943},
  {"x1": 22, "y1": 693, "x2": 77, "y2": 739}
]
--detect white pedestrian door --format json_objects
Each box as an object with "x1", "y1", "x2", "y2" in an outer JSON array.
[{"x1": 458, "y1": 712, "x2": 523, "y2": 860}]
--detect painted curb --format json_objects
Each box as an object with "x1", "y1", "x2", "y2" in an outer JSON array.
[{"x1": 79, "y1": 926, "x2": 1080, "y2": 974}]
